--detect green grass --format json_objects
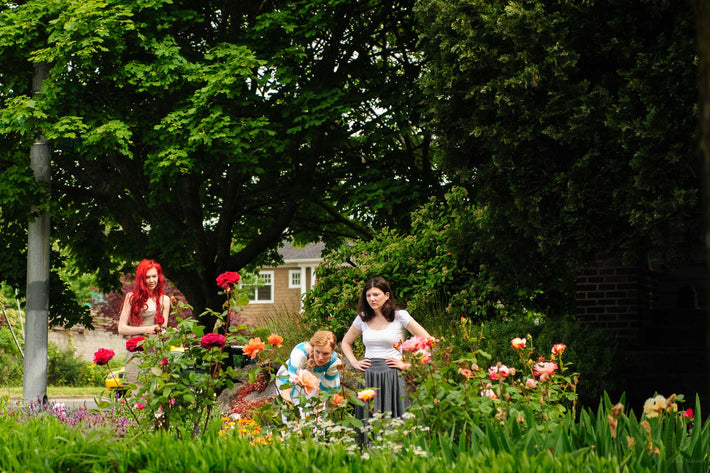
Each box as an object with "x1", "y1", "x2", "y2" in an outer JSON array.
[{"x1": 0, "y1": 386, "x2": 105, "y2": 398}]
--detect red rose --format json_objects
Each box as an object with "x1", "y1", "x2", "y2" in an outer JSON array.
[
  {"x1": 126, "y1": 336, "x2": 145, "y2": 353},
  {"x1": 155, "y1": 314, "x2": 165, "y2": 325},
  {"x1": 216, "y1": 271, "x2": 241, "y2": 290},
  {"x1": 159, "y1": 357, "x2": 169, "y2": 366},
  {"x1": 200, "y1": 333, "x2": 226, "y2": 349},
  {"x1": 93, "y1": 348, "x2": 115, "y2": 365}
]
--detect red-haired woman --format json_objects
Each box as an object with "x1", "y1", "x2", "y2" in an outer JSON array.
[
  {"x1": 118, "y1": 259, "x2": 170, "y2": 336},
  {"x1": 118, "y1": 259, "x2": 171, "y2": 388}
]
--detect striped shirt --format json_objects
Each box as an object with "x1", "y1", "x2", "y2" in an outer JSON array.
[{"x1": 275, "y1": 342, "x2": 342, "y2": 394}]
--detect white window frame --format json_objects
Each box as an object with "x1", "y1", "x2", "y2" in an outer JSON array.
[
  {"x1": 248, "y1": 270, "x2": 274, "y2": 304},
  {"x1": 289, "y1": 270, "x2": 301, "y2": 289}
]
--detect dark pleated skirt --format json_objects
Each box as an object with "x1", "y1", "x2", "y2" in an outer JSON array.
[{"x1": 355, "y1": 358, "x2": 407, "y2": 419}]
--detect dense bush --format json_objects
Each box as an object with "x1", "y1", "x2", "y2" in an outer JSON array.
[
  {"x1": 0, "y1": 327, "x2": 104, "y2": 387},
  {"x1": 463, "y1": 316, "x2": 622, "y2": 409},
  {"x1": 47, "y1": 343, "x2": 105, "y2": 387},
  {"x1": 0, "y1": 326, "x2": 23, "y2": 386},
  {"x1": 304, "y1": 187, "x2": 561, "y2": 338}
]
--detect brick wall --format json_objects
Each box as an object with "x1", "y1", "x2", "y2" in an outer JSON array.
[{"x1": 576, "y1": 262, "x2": 648, "y2": 346}]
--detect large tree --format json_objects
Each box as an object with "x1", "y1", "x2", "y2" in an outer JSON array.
[
  {"x1": 416, "y1": 0, "x2": 702, "y2": 312},
  {"x1": 0, "y1": 0, "x2": 441, "y2": 325}
]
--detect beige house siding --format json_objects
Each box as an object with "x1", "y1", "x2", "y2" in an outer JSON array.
[{"x1": 239, "y1": 242, "x2": 323, "y2": 327}]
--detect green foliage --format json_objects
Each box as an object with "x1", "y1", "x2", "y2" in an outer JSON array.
[
  {"x1": 0, "y1": 0, "x2": 442, "y2": 326},
  {"x1": 461, "y1": 317, "x2": 621, "y2": 409},
  {"x1": 0, "y1": 327, "x2": 23, "y2": 386},
  {"x1": 95, "y1": 285, "x2": 260, "y2": 439},
  {"x1": 304, "y1": 187, "x2": 559, "y2": 338},
  {"x1": 47, "y1": 343, "x2": 104, "y2": 387},
  {"x1": 416, "y1": 0, "x2": 701, "y2": 291}
]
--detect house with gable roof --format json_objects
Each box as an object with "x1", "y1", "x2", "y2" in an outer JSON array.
[{"x1": 239, "y1": 241, "x2": 325, "y2": 325}]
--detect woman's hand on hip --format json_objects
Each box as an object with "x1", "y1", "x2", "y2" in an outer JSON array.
[
  {"x1": 386, "y1": 358, "x2": 407, "y2": 370},
  {"x1": 353, "y1": 358, "x2": 371, "y2": 372}
]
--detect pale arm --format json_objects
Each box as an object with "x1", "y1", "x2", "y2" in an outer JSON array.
[
  {"x1": 406, "y1": 318, "x2": 431, "y2": 338},
  {"x1": 386, "y1": 318, "x2": 432, "y2": 371},
  {"x1": 341, "y1": 325, "x2": 370, "y2": 372},
  {"x1": 160, "y1": 295, "x2": 170, "y2": 329}
]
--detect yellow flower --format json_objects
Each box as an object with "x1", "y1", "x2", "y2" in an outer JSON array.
[
  {"x1": 357, "y1": 389, "x2": 377, "y2": 401},
  {"x1": 643, "y1": 395, "x2": 667, "y2": 418}
]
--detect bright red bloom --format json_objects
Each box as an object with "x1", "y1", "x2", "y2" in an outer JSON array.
[
  {"x1": 93, "y1": 348, "x2": 115, "y2": 365},
  {"x1": 159, "y1": 357, "x2": 169, "y2": 366},
  {"x1": 243, "y1": 337, "x2": 265, "y2": 359},
  {"x1": 126, "y1": 336, "x2": 146, "y2": 353},
  {"x1": 267, "y1": 334, "x2": 284, "y2": 347},
  {"x1": 680, "y1": 408, "x2": 694, "y2": 419},
  {"x1": 216, "y1": 271, "x2": 241, "y2": 290},
  {"x1": 200, "y1": 333, "x2": 226, "y2": 349}
]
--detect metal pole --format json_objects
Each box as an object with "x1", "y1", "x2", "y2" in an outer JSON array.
[{"x1": 23, "y1": 62, "x2": 50, "y2": 403}]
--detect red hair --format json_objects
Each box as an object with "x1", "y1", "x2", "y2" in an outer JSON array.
[{"x1": 129, "y1": 259, "x2": 166, "y2": 326}]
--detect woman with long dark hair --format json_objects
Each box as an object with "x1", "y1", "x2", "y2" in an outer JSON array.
[{"x1": 341, "y1": 277, "x2": 431, "y2": 418}]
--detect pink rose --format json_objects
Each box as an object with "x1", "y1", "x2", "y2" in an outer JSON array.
[
  {"x1": 200, "y1": 333, "x2": 226, "y2": 349},
  {"x1": 488, "y1": 364, "x2": 513, "y2": 380},
  {"x1": 458, "y1": 368, "x2": 473, "y2": 379},
  {"x1": 401, "y1": 336, "x2": 427, "y2": 352},
  {"x1": 533, "y1": 361, "x2": 558, "y2": 377},
  {"x1": 159, "y1": 357, "x2": 169, "y2": 366},
  {"x1": 552, "y1": 343, "x2": 566, "y2": 355},
  {"x1": 525, "y1": 378, "x2": 538, "y2": 389},
  {"x1": 480, "y1": 389, "x2": 498, "y2": 400}
]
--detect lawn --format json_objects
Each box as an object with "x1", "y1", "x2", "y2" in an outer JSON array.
[{"x1": 0, "y1": 385, "x2": 105, "y2": 398}]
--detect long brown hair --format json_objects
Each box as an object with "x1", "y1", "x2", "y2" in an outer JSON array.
[
  {"x1": 128, "y1": 259, "x2": 166, "y2": 326},
  {"x1": 357, "y1": 277, "x2": 398, "y2": 322}
]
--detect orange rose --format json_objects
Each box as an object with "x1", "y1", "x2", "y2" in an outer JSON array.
[
  {"x1": 267, "y1": 334, "x2": 284, "y2": 347},
  {"x1": 292, "y1": 369, "x2": 320, "y2": 396},
  {"x1": 332, "y1": 394, "x2": 345, "y2": 405},
  {"x1": 242, "y1": 337, "x2": 266, "y2": 359}
]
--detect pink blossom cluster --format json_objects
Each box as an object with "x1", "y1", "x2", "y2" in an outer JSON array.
[
  {"x1": 488, "y1": 364, "x2": 515, "y2": 380},
  {"x1": 399, "y1": 335, "x2": 439, "y2": 352},
  {"x1": 533, "y1": 361, "x2": 558, "y2": 378}
]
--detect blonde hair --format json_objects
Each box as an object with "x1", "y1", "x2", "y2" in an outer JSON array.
[{"x1": 306, "y1": 330, "x2": 338, "y2": 370}]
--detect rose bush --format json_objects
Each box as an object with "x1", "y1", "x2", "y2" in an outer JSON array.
[
  {"x1": 93, "y1": 270, "x2": 267, "y2": 439},
  {"x1": 125, "y1": 336, "x2": 145, "y2": 353},
  {"x1": 402, "y1": 321, "x2": 580, "y2": 439}
]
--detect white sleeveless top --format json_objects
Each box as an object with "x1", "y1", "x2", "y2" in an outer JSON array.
[{"x1": 352, "y1": 310, "x2": 413, "y2": 359}]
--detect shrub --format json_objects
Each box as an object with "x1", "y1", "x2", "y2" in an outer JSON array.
[
  {"x1": 463, "y1": 316, "x2": 621, "y2": 409},
  {"x1": 303, "y1": 187, "x2": 564, "y2": 339},
  {"x1": 0, "y1": 326, "x2": 23, "y2": 386}
]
